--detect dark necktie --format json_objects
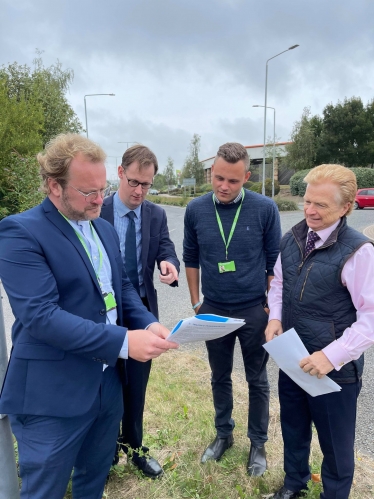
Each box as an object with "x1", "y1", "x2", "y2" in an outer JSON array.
[
  {"x1": 304, "y1": 230, "x2": 320, "y2": 258},
  {"x1": 125, "y1": 211, "x2": 140, "y2": 294}
]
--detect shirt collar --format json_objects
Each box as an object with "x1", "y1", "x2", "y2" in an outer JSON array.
[
  {"x1": 113, "y1": 191, "x2": 142, "y2": 218},
  {"x1": 213, "y1": 189, "x2": 243, "y2": 205},
  {"x1": 308, "y1": 219, "x2": 340, "y2": 244}
]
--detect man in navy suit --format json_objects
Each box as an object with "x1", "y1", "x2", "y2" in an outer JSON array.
[
  {"x1": 101, "y1": 144, "x2": 179, "y2": 478},
  {"x1": 0, "y1": 134, "x2": 178, "y2": 499}
]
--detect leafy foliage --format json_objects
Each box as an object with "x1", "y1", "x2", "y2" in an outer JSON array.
[
  {"x1": 0, "y1": 154, "x2": 44, "y2": 218},
  {"x1": 286, "y1": 107, "x2": 319, "y2": 171},
  {"x1": 247, "y1": 178, "x2": 280, "y2": 196},
  {"x1": 163, "y1": 157, "x2": 177, "y2": 189},
  {"x1": 0, "y1": 54, "x2": 82, "y2": 218},
  {"x1": 287, "y1": 98, "x2": 374, "y2": 170},
  {"x1": 289, "y1": 166, "x2": 374, "y2": 198},
  {"x1": 182, "y1": 134, "x2": 204, "y2": 185}
]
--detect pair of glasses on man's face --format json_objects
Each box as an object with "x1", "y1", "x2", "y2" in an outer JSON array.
[
  {"x1": 68, "y1": 184, "x2": 109, "y2": 202},
  {"x1": 125, "y1": 174, "x2": 153, "y2": 190}
]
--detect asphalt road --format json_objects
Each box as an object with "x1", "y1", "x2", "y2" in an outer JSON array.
[{"x1": 1, "y1": 205, "x2": 373, "y2": 456}]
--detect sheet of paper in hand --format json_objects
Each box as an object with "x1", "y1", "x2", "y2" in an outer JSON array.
[
  {"x1": 166, "y1": 314, "x2": 245, "y2": 345},
  {"x1": 263, "y1": 328, "x2": 341, "y2": 397}
]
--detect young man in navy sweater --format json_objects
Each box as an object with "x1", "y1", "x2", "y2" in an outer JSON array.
[{"x1": 183, "y1": 142, "x2": 281, "y2": 475}]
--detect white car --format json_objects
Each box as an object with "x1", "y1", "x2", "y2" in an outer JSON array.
[{"x1": 149, "y1": 189, "x2": 159, "y2": 195}]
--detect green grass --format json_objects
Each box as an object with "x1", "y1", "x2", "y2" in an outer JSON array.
[{"x1": 100, "y1": 349, "x2": 374, "y2": 498}]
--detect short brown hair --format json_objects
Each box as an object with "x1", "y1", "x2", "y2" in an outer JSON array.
[
  {"x1": 215, "y1": 143, "x2": 250, "y2": 172},
  {"x1": 304, "y1": 164, "x2": 357, "y2": 215},
  {"x1": 121, "y1": 144, "x2": 158, "y2": 175},
  {"x1": 38, "y1": 133, "x2": 106, "y2": 194}
]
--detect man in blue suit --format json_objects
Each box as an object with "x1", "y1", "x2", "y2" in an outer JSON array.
[
  {"x1": 101, "y1": 144, "x2": 179, "y2": 478},
  {"x1": 0, "y1": 134, "x2": 178, "y2": 499}
]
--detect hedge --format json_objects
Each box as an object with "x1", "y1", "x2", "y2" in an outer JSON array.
[{"x1": 289, "y1": 167, "x2": 374, "y2": 197}]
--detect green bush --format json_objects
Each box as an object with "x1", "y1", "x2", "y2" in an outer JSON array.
[
  {"x1": 290, "y1": 166, "x2": 374, "y2": 197},
  {"x1": 350, "y1": 167, "x2": 374, "y2": 188},
  {"x1": 197, "y1": 183, "x2": 212, "y2": 193},
  {"x1": 274, "y1": 197, "x2": 299, "y2": 211},
  {"x1": 247, "y1": 178, "x2": 280, "y2": 197},
  {"x1": 243, "y1": 180, "x2": 254, "y2": 189},
  {"x1": 289, "y1": 169, "x2": 311, "y2": 196}
]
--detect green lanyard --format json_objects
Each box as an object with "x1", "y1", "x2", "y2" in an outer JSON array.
[
  {"x1": 212, "y1": 189, "x2": 245, "y2": 260},
  {"x1": 59, "y1": 212, "x2": 103, "y2": 280}
]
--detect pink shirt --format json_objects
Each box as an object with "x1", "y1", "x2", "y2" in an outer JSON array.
[{"x1": 268, "y1": 219, "x2": 374, "y2": 370}]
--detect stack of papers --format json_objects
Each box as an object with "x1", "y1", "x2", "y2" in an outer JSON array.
[
  {"x1": 263, "y1": 328, "x2": 341, "y2": 397},
  {"x1": 166, "y1": 314, "x2": 245, "y2": 345}
]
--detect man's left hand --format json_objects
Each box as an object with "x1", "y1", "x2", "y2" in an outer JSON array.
[
  {"x1": 299, "y1": 351, "x2": 334, "y2": 379},
  {"x1": 148, "y1": 322, "x2": 171, "y2": 340},
  {"x1": 159, "y1": 261, "x2": 178, "y2": 285}
]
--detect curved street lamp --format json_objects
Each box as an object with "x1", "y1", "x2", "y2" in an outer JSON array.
[
  {"x1": 84, "y1": 93, "x2": 115, "y2": 138},
  {"x1": 253, "y1": 105, "x2": 276, "y2": 198},
  {"x1": 261, "y1": 45, "x2": 299, "y2": 195}
]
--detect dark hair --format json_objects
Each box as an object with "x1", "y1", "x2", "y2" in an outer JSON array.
[
  {"x1": 215, "y1": 142, "x2": 250, "y2": 172},
  {"x1": 121, "y1": 144, "x2": 158, "y2": 174}
]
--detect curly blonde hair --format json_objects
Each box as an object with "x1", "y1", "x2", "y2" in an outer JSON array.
[{"x1": 38, "y1": 134, "x2": 106, "y2": 194}]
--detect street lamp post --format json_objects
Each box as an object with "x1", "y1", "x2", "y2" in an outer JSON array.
[
  {"x1": 84, "y1": 93, "x2": 115, "y2": 138},
  {"x1": 253, "y1": 105, "x2": 276, "y2": 198},
  {"x1": 261, "y1": 45, "x2": 299, "y2": 195}
]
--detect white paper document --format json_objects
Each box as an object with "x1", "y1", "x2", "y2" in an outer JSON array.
[
  {"x1": 166, "y1": 314, "x2": 245, "y2": 344},
  {"x1": 263, "y1": 328, "x2": 341, "y2": 397}
]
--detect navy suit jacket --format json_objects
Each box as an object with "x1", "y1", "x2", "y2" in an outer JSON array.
[
  {"x1": 0, "y1": 197, "x2": 157, "y2": 417},
  {"x1": 100, "y1": 195, "x2": 180, "y2": 319}
]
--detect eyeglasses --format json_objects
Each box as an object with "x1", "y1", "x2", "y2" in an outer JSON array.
[
  {"x1": 68, "y1": 184, "x2": 109, "y2": 202},
  {"x1": 125, "y1": 174, "x2": 153, "y2": 190}
]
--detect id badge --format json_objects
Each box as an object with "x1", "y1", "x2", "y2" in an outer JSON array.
[
  {"x1": 103, "y1": 292, "x2": 117, "y2": 312},
  {"x1": 218, "y1": 261, "x2": 236, "y2": 273}
]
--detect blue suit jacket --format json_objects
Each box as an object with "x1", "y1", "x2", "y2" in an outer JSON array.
[
  {"x1": 0, "y1": 197, "x2": 157, "y2": 417},
  {"x1": 100, "y1": 195, "x2": 180, "y2": 319}
]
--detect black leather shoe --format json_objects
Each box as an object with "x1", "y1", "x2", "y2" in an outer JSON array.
[
  {"x1": 132, "y1": 453, "x2": 163, "y2": 479},
  {"x1": 272, "y1": 486, "x2": 306, "y2": 498},
  {"x1": 201, "y1": 434, "x2": 234, "y2": 463},
  {"x1": 247, "y1": 444, "x2": 267, "y2": 476}
]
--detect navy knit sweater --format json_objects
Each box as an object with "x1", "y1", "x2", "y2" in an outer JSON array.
[{"x1": 183, "y1": 189, "x2": 281, "y2": 309}]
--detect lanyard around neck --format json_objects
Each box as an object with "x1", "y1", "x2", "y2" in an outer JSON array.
[
  {"x1": 212, "y1": 188, "x2": 245, "y2": 260},
  {"x1": 59, "y1": 212, "x2": 103, "y2": 279}
]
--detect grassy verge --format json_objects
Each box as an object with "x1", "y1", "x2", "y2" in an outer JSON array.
[{"x1": 102, "y1": 349, "x2": 374, "y2": 499}]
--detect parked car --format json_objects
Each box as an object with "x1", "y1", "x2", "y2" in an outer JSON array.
[
  {"x1": 354, "y1": 188, "x2": 374, "y2": 209},
  {"x1": 149, "y1": 189, "x2": 159, "y2": 195}
]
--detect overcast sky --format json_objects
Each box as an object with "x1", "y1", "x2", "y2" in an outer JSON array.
[{"x1": 1, "y1": 0, "x2": 374, "y2": 180}]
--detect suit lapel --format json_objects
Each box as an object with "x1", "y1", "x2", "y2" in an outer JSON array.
[
  {"x1": 42, "y1": 198, "x2": 101, "y2": 295},
  {"x1": 141, "y1": 202, "x2": 151, "y2": 274}
]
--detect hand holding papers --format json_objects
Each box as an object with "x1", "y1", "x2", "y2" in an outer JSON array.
[
  {"x1": 263, "y1": 328, "x2": 341, "y2": 397},
  {"x1": 166, "y1": 314, "x2": 245, "y2": 344}
]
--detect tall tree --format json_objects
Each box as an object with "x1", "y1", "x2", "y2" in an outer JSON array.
[
  {"x1": 319, "y1": 97, "x2": 374, "y2": 167},
  {"x1": 286, "y1": 107, "x2": 319, "y2": 171},
  {"x1": 0, "y1": 54, "x2": 83, "y2": 217},
  {"x1": 182, "y1": 134, "x2": 204, "y2": 185},
  {"x1": 163, "y1": 157, "x2": 176, "y2": 191},
  {"x1": 0, "y1": 54, "x2": 83, "y2": 146}
]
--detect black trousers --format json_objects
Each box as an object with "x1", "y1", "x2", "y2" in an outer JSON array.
[
  {"x1": 115, "y1": 297, "x2": 152, "y2": 458},
  {"x1": 200, "y1": 301, "x2": 270, "y2": 447},
  {"x1": 279, "y1": 370, "x2": 361, "y2": 499}
]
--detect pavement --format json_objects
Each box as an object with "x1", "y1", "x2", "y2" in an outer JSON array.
[{"x1": 1, "y1": 205, "x2": 374, "y2": 457}]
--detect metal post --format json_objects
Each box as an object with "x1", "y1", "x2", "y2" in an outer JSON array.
[
  {"x1": 261, "y1": 45, "x2": 299, "y2": 196},
  {"x1": 261, "y1": 63, "x2": 268, "y2": 196},
  {"x1": 84, "y1": 93, "x2": 115, "y2": 139},
  {"x1": 84, "y1": 96, "x2": 88, "y2": 138},
  {"x1": 0, "y1": 285, "x2": 20, "y2": 499}
]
